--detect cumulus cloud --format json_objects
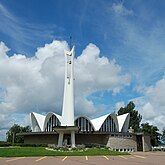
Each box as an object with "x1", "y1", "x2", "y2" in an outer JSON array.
[
  {"x1": 115, "y1": 101, "x2": 125, "y2": 112},
  {"x1": 0, "y1": 40, "x2": 130, "y2": 134},
  {"x1": 111, "y1": 3, "x2": 133, "y2": 16},
  {"x1": 132, "y1": 77, "x2": 165, "y2": 130}
]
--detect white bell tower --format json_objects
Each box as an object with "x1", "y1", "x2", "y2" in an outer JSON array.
[
  {"x1": 61, "y1": 46, "x2": 75, "y2": 126},
  {"x1": 55, "y1": 45, "x2": 78, "y2": 148}
]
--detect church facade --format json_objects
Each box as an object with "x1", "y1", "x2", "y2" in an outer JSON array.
[{"x1": 19, "y1": 46, "x2": 151, "y2": 152}]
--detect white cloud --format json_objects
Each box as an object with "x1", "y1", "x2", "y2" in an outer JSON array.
[
  {"x1": 142, "y1": 102, "x2": 156, "y2": 120},
  {"x1": 0, "y1": 40, "x2": 130, "y2": 136},
  {"x1": 0, "y1": 2, "x2": 60, "y2": 52},
  {"x1": 145, "y1": 77, "x2": 165, "y2": 109},
  {"x1": 132, "y1": 77, "x2": 165, "y2": 131},
  {"x1": 115, "y1": 101, "x2": 125, "y2": 112},
  {"x1": 111, "y1": 3, "x2": 133, "y2": 16},
  {"x1": 0, "y1": 129, "x2": 7, "y2": 141}
]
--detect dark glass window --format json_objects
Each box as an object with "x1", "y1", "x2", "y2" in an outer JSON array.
[
  {"x1": 99, "y1": 116, "x2": 117, "y2": 132},
  {"x1": 75, "y1": 117, "x2": 94, "y2": 133},
  {"x1": 44, "y1": 115, "x2": 61, "y2": 132}
]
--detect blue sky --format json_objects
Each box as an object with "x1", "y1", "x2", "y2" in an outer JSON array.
[
  {"x1": 0, "y1": 0, "x2": 165, "y2": 140},
  {"x1": 1, "y1": 0, "x2": 164, "y2": 83}
]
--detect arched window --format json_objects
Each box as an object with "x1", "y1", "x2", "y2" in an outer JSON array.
[
  {"x1": 45, "y1": 115, "x2": 61, "y2": 132},
  {"x1": 75, "y1": 117, "x2": 94, "y2": 132},
  {"x1": 99, "y1": 116, "x2": 117, "y2": 132}
]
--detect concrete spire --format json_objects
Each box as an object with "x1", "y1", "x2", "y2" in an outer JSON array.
[{"x1": 61, "y1": 46, "x2": 75, "y2": 126}]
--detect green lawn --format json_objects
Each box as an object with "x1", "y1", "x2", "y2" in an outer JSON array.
[{"x1": 0, "y1": 147, "x2": 129, "y2": 157}]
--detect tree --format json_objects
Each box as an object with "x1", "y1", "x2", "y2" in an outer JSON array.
[
  {"x1": 141, "y1": 122, "x2": 160, "y2": 146},
  {"x1": 118, "y1": 101, "x2": 142, "y2": 132},
  {"x1": 160, "y1": 128, "x2": 165, "y2": 145},
  {"x1": 162, "y1": 129, "x2": 165, "y2": 137},
  {"x1": 6, "y1": 124, "x2": 31, "y2": 144}
]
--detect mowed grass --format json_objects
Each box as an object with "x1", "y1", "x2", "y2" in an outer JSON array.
[{"x1": 0, "y1": 147, "x2": 129, "y2": 157}]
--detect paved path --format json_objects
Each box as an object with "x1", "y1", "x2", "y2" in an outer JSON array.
[{"x1": 0, "y1": 152, "x2": 164, "y2": 165}]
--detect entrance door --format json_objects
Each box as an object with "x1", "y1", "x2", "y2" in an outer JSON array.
[
  {"x1": 64, "y1": 134, "x2": 71, "y2": 146},
  {"x1": 136, "y1": 135, "x2": 143, "y2": 151},
  {"x1": 67, "y1": 136, "x2": 71, "y2": 145}
]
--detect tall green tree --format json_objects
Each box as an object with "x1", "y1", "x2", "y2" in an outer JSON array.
[
  {"x1": 117, "y1": 101, "x2": 142, "y2": 132},
  {"x1": 141, "y1": 122, "x2": 160, "y2": 146},
  {"x1": 6, "y1": 124, "x2": 31, "y2": 143}
]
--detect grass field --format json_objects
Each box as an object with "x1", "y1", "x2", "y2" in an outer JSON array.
[{"x1": 0, "y1": 147, "x2": 129, "y2": 157}]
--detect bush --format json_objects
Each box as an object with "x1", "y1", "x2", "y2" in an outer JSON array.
[
  {"x1": 84, "y1": 143, "x2": 106, "y2": 148},
  {"x1": 0, "y1": 141, "x2": 11, "y2": 147},
  {"x1": 12, "y1": 143, "x2": 48, "y2": 147},
  {"x1": 76, "y1": 144, "x2": 85, "y2": 149}
]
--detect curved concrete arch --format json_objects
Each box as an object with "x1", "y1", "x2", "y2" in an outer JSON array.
[
  {"x1": 43, "y1": 112, "x2": 62, "y2": 131},
  {"x1": 99, "y1": 113, "x2": 118, "y2": 131},
  {"x1": 117, "y1": 113, "x2": 130, "y2": 132},
  {"x1": 121, "y1": 113, "x2": 130, "y2": 132},
  {"x1": 30, "y1": 112, "x2": 45, "y2": 132},
  {"x1": 74, "y1": 116, "x2": 95, "y2": 131},
  {"x1": 91, "y1": 114, "x2": 109, "y2": 131},
  {"x1": 110, "y1": 113, "x2": 119, "y2": 131},
  {"x1": 91, "y1": 113, "x2": 118, "y2": 131}
]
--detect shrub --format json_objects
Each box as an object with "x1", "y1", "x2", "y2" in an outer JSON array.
[
  {"x1": 12, "y1": 143, "x2": 48, "y2": 147},
  {"x1": 0, "y1": 141, "x2": 11, "y2": 147}
]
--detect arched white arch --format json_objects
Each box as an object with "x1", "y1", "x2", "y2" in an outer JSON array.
[
  {"x1": 75, "y1": 116, "x2": 95, "y2": 131},
  {"x1": 43, "y1": 112, "x2": 62, "y2": 131},
  {"x1": 30, "y1": 112, "x2": 130, "y2": 133},
  {"x1": 30, "y1": 112, "x2": 45, "y2": 132},
  {"x1": 91, "y1": 113, "x2": 118, "y2": 131},
  {"x1": 117, "y1": 113, "x2": 130, "y2": 132}
]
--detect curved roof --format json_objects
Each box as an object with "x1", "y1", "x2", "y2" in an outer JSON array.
[
  {"x1": 74, "y1": 116, "x2": 95, "y2": 131},
  {"x1": 30, "y1": 112, "x2": 46, "y2": 132},
  {"x1": 117, "y1": 113, "x2": 130, "y2": 132},
  {"x1": 91, "y1": 113, "x2": 119, "y2": 131},
  {"x1": 30, "y1": 111, "x2": 130, "y2": 133},
  {"x1": 91, "y1": 114, "x2": 110, "y2": 131},
  {"x1": 43, "y1": 112, "x2": 62, "y2": 131},
  {"x1": 110, "y1": 113, "x2": 119, "y2": 131}
]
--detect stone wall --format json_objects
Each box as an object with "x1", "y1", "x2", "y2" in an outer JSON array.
[{"x1": 106, "y1": 134, "x2": 137, "y2": 152}]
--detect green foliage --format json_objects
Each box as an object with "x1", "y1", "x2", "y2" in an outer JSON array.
[
  {"x1": 162, "y1": 129, "x2": 165, "y2": 136},
  {"x1": 117, "y1": 101, "x2": 142, "y2": 132},
  {"x1": 0, "y1": 141, "x2": 11, "y2": 147},
  {"x1": 0, "y1": 147, "x2": 129, "y2": 157},
  {"x1": 12, "y1": 143, "x2": 48, "y2": 147},
  {"x1": 6, "y1": 124, "x2": 31, "y2": 143},
  {"x1": 141, "y1": 122, "x2": 160, "y2": 146}
]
